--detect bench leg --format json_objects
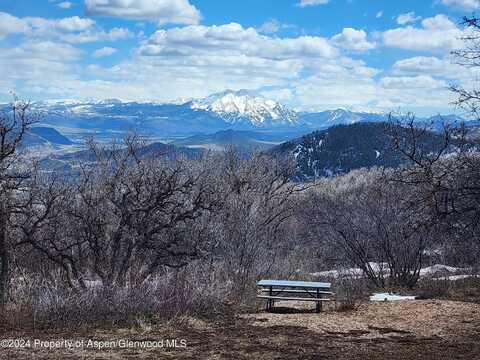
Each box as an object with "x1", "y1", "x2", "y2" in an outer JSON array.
[
  {"x1": 268, "y1": 286, "x2": 273, "y2": 312},
  {"x1": 316, "y1": 289, "x2": 321, "y2": 313}
]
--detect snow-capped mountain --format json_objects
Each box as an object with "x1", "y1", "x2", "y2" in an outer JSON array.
[
  {"x1": 14, "y1": 90, "x2": 470, "y2": 141},
  {"x1": 190, "y1": 89, "x2": 299, "y2": 127},
  {"x1": 299, "y1": 108, "x2": 386, "y2": 129}
]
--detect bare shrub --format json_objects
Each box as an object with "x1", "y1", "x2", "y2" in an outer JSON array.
[
  {"x1": 304, "y1": 169, "x2": 434, "y2": 289},
  {"x1": 3, "y1": 264, "x2": 229, "y2": 330},
  {"x1": 417, "y1": 277, "x2": 480, "y2": 302},
  {"x1": 209, "y1": 149, "x2": 301, "y2": 303},
  {"x1": 416, "y1": 279, "x2": 451, "y2": 300},
  {"x1": 334, "y1": 275, "x2": 369, "y2": 311}
]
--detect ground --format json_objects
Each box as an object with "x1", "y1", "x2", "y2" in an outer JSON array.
[{"x1": 1, "y1": 300, "x2": 480, "y2": 359}]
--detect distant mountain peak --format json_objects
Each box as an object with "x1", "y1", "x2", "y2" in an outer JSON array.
[{"x1": 190, "y1": 89, "x2": 299, "y2": 127}]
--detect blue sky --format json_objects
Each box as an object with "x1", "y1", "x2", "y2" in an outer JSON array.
[{"x1": 0, "y1": 0, "x2": 479, "y2": 115}]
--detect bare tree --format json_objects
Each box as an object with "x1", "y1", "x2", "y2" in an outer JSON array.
[
  {"x1": 0, "y1": 98, "x2": 36, "y2": 306},
  {"x1": 17, "y1": 138, "x2": 220, "y2": 290},
  {"x1": 387, "y1": 111, "x2": 480, "y2": 268},
  {"x1": 451, "y1": 16, "x2": 480, "y2": 119},
  {"x1": 211, "y1": 149, "x2": 301, "y2": 300},
  {"x1": 305, "y1": 169, "x2": 434, "y2": 288}
]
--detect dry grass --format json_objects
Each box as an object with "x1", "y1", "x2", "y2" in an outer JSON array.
[
  {"x1": 1, "y1": 299, "x2": 479, "y2": 359},
  {"x1": 245, "y1": 299, "x2": 480, "y2": 338}
]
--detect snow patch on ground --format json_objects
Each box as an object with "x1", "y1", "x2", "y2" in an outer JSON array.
[
  {"x1": 311, "y1": 263, "x2": 471, "y2": 280},
  {"x1": 419, "y1": 264, "x2": 465, "y2": 277},
  {"x1": 432, "y1": 274, "x2": 477, "y2": 281},
  {"x1": 311, "y1": 262, "x2": 389, "y2": 279},
  {"x1": 370, "y1": 293, "x2": 416, "y2": 302}
]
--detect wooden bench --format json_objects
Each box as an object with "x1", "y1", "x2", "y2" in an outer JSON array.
[{"x1": 257, "y1": 279, "x2": 333, "y2": 313}]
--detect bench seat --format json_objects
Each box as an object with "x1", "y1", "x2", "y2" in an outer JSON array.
[
  {"x1": 260, "y1": 289, "x2": 334, "y2": 295},
  {"x1": 257, "y1": 295, "x2": 332, "y2": 302}
]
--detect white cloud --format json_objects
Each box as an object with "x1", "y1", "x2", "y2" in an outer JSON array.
[
  {"x1": 259, "y1": 88, "x2": 295, "y2": 103},
  {"x1": 57, "y1": 1, "x2": 73, "y2": 9},
  {"x1": 396, "y1": 12, "x2": 422, "y2": 25},
  {"x1": 331, "y1": 28, "x2": 376, "y2": 52},
  {"x1": 0, "y1": 12, "x2": 30, "y2": 38},
  {"x1": 376, "y1": 11, "x2": 383, "y2": 18},
  {"x1": 0, "y1": 12, "x2": 133, "y2": 44},
  {"x1": 85, "y1": 0, "x2": 201, "y2": 25},
  {"x1": 392, "y1": 56, "x2": 456, "y2": 77},
  {"x1": 1, "y1": 40, "x2": 83, "y2": 61},
  {"x1": 441, "y1": 0, "x2": 480, "y2": 11},
  {"x1": 391, "y1": 55, "x2": 479, "y2": 87},
  {"x1": 92, "y1": 46, "x2": 117, "y2": 58},
  {"x1": 0, "y1": 12, "x2": 467, "y2": 115},
  {"x1": 422, "y1": 14, "x2": 458, "y2": 30},
  {"x1": 140, "y1": 23, "x2": 338, "y2": 60},
  {"x1": 22, "y1": 15, "x2": 96, "y2": 38},
  {"x1": 2, "y1": 21, "x2": 352, "y2": 105},
  {"x1": 380, "y1": 75, "x2": 446, "y2": 89},
  {"x1": 297, "y1": 0, "x2": 330, "y2": 7},
  {"x1": 382, "y1": 15, "x2": 463, "y2": 52},
  {"x1": 257, "y1": 19, "x2": 294, "y2": 34},
  {"x1": 393, "y1": 56, "x2": 446, "y2": 73},
  {"x1": 55, "y1": 16, "x2": 95, "y2": 32},
  {"x1": 61, "y1": 27, "x2": 134, "y2": 43}
]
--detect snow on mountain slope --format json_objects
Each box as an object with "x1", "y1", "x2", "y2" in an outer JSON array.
[
  {"x1": 190, "y1": 89, "x2": 299, "y2": 126},
  {"x1": 269, "y1": 122, "x2": 462, "y2": 181},
  {"x1": 17, "y1": 90, "x2": 469, "y2": 138}
]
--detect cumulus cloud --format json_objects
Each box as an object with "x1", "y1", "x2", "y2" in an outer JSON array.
[
  {"x1": 441, "y1": 0, "x2": 480, "y2": 11},
  {"x1": 22, "y1": 15, "x2": 96, "y2": 38},
  {"x1": 92, "y1": 47, "x2": 117, "y2": 58},
  {"x1": 1, "y1": 40, "x2": 83, "y2": 62},
  {"x1": 7, "y1": 21, "x2": 369, "y2": 105},
  {"x1": 392, "y1": 55, "x2": 478, "y2": 85},
  {"x1": 57, "y1": 1, "x2": 73, "y2": 9},
  {"x1": 55, "y1": 16, "x2": 95, "y2": 32},
  {"x1": 0, "y1": 12, "x2": 30, "y2": 38},
  {"x1": 258, "y1": 20, "x2": 281, "y2": 34},
  {"x1": 61, "y1": 27, "x2": 133, "y2": 43},
  {"x1": 393, "y1": 56, "x2": 447, "y2": 73},
  {"x1": 139, "y1": 23, "x2": 338, "y2": 60},
  {"x1": 376, "y1": 11, "x2": 383, "y2": 18},
  {"x1": 0, "y1": 10, "x2": 466, "y2": 115},
  {"x1": 257, "y1": 19, "x2": 295, "y2": 34},
  {"x1": 382, "y1": 14, "x2": 463, "y2": 52},
  {"x1": 297, "y1": 0, "x2": 329, "y2": 7},
  {"x1": 331, "y1": 28, "x2": 376, "y2": 52},
  {"x1": 85, "y1": 0, "x2": 201, "y2": 25},
  {"x1": 380, "y1": 75, "x2": 446, "y2": 89},
  {"x1": 396, "y1": 12, "x2": 421, "y2": 25},
  {"x1": 0, "y1": 12, "x2": 133, "y2": 44}
]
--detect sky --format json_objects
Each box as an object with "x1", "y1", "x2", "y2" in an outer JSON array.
[{"x1": 1, "y1": 0, "x2": 480, "y2": 115}]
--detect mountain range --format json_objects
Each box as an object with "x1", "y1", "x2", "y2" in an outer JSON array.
[
  {"x1": 28, "y1": 89, "x2": 470, "y2": 141},
  {"x1": 5, "y1": 89, "x2": 478, "y2": 181},
  {"x1": 37, "y1": 121, "x2": 475, "y2": 182}
]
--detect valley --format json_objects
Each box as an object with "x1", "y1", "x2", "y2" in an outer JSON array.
[{"x1": 15, "y1": 90, "x2": 477, "y2": 180}]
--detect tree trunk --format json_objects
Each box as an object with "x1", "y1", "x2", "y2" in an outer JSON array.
[{"x1": 0, "y1": 205, "x2": 9, "y2": 307}]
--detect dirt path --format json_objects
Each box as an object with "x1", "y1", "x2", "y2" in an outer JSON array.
[{"x1": 1, "y1": 300, "x2": 479, "y2": 359}]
